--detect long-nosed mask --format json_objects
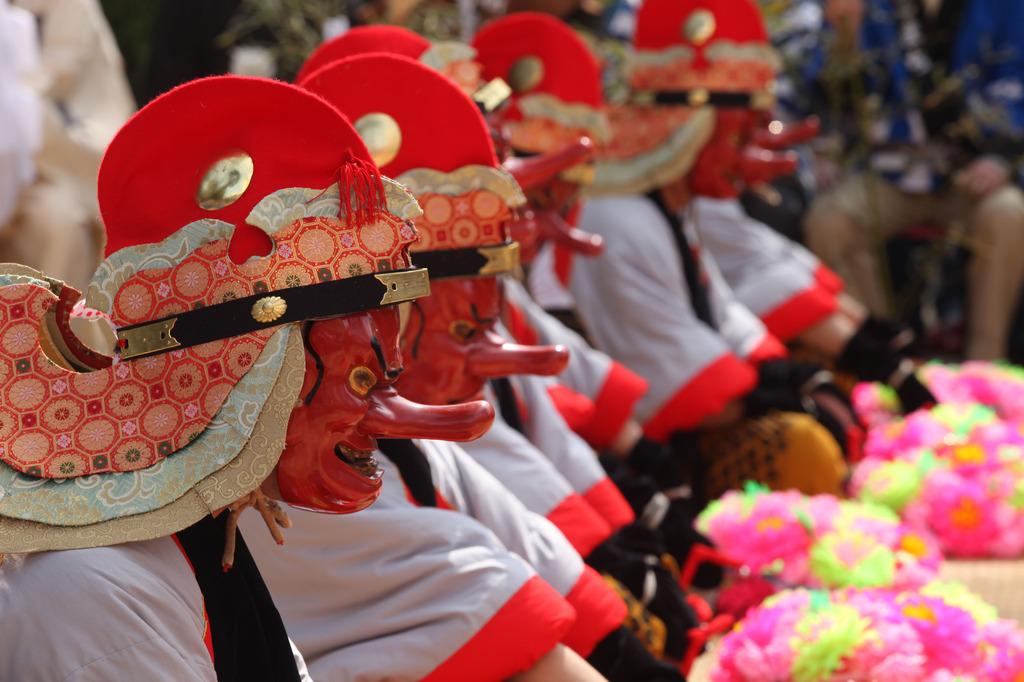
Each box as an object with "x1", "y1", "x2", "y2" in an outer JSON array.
[
  {"x1": 473, "y1": 14, "x2": 611, "y2": 261},
  {"x1": 277, "y1": 307, "x2": 494, "y2": 512},
  {"x1": 397, "y1": 277, "x2": 568, "y2": 405}
]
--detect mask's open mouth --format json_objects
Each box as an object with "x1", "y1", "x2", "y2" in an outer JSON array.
[{"x1": 334, "y1": 443, "x2": 383, "y2": 481}]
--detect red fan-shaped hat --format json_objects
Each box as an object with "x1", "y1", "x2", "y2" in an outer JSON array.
[
  {"x1": 296, "y1": 25, "x2": 431, "y2": 84},
  {"x1": 99, "y1": 76, "x2": 377, "y2": 256},
  {"x1": 630, "y1": 0, "x2": 777, "y2": 104},
  {"x1": 634, "y1": 0, "x2": 769, "y2": 51},
  {"x1": 472, "y1": 13, "x2": 607, "y2": 155},
  {"x1": 473, "y1": 12, "x2": 601, "y2": 107},
  {"x1": 302, "y1": 54, "x2": 524, "y2": 278},
  {"x1": 301, "y1": 54, "x2": 496, "y2": 176}
]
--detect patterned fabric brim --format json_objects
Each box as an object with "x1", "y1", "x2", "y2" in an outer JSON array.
[
  {"x1": 585, "y1": 106, "x2": 715, "y2": 197},
  {"x1": 0, "y1": 329, "x2": 303, "y2": 552}
]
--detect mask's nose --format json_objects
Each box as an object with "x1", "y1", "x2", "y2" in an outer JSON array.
[
  {"x1": 466, "y1": 330, "x2": 569, "y2": 379},
  {"x1": 513, "y1": 208, "x2": 604, "y2": 257},
  {"x1": 503, "y1": 137, "x2": 594, "y2": 191},
  {"x1": 361, "y1": 386, "x2": 495, "y2": 441}
]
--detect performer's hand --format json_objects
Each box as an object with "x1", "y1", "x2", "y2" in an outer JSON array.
[{"x1": 956, "y1": 157, "x2": 1011, "y2": 197}]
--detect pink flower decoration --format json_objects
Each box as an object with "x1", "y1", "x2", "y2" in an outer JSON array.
[
  {"x1": 51, "y1": 379, "x2": 67, "y2": 395},
  {"x1": 713, "y1": 600, "x2": 800, "y2": 682},
  {"x1": 698, "y1": 489, "x2": 813, "y2": 583},
  {"x1": 918, "y1": 470, "x2": 1003, "y2": 556},
  {"x1": 979, "y1": 619, "x2": 1024, "y2": 681},
  {"x1": 897, "y1": 594, "x2": 983, "y2": 673}
]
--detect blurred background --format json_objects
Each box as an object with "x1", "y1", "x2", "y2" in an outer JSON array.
[{"x1": 3, "y1": 0, "x2": 1024, "y2": 362}]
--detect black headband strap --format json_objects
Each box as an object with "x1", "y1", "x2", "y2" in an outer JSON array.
[
  {"x1": 644, "y1": 88, "x2": 775, "y2": 110},
  {"x1": 411, "y1": 242, "x2": 520, "y2": 281},
  {"x1": 115, "y1": 267, "x2": 430, "y2": 360}
]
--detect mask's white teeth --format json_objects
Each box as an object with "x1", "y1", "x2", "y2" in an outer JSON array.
[{"x1": 334, "y1": 443, "x2": 382, "y2": 479}]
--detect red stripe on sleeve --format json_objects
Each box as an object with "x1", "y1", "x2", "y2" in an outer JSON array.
[
  {"x1": 577, "y1": 362, "x2": 649, "y2": 449},
  {"x1": 582, "y1": 477, "x2": 635, "y2": 531},
  {"x1": 643, "y1": 353, "x2": 757, "y2": 442},
  {"x1": 561, "y1": 566, "x2": 628, "y2": 658},
  {"x1": 546, "y1": 383, "x2": 597, "y2": 434},
  {"x1": 745, "y1": 332, "x2": 789, "y2": 366},
  {"x1": 814, "y1": 263, "x2": 844, "y2": 295},
  {"x1": 761, "y1": 282, "x2": 840, "y2": 342},
  {"x1": 421, "y1": 576, "x2": 575, "y2": 682},
  {"x1": 547, "y1": 492, "x2": 614, "y2": 557}
]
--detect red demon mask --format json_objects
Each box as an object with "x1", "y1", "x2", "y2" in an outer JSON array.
[
  {"x1": 277, "y1": 308, "x2": 494, "y2": 513},
  {"x1": 302, "y1": 54, "x2": 570, "y2": 409},
  {"x1": 397, "y1": 278, "x2": 568, "y2": 405}
]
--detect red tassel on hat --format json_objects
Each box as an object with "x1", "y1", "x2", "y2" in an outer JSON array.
[{"x1": 337, "y1": 149, "x2": 386, "y2": 225}]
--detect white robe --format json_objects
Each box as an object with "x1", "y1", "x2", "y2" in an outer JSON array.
[
  {"x1": 690, "y1": 196, "x2": 840, "y2": 341},
  {"x1": 504, "y1": 277, "x2": 649, "y2": 450},
  {"x1": 572, "y1": 194, "x2": 779, "y2": 441},
  {"x1": 461, "y1": 397, "x2": 615, "y2": 556},
  {"x1": 0, "y1": 538, "x2": 218, "y2": 681},
  {"x1": 242, "y1": 445, "x2": 572, "y2": 682}
]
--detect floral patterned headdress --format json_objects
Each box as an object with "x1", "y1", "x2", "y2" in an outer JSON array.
[
  {"x1": 302, "y1": 54, "x2": 525, "y2": 281},
  {"x1": 0, "y1": 75, "x2": 428, "y2": 552}
]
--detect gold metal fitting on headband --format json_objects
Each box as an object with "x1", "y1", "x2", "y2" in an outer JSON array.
[
  {"x1": 116, "y1": 319, "x2": 180, "y2": 360},
  {"x1": 376, "y1": 268, "x2": 431, "y2": 305},
  {"x1": 474, "y1": 78, "x2": 513, "y2": 113},
  {"x1": 251, "y1": 296, "x2": 287, "y2": 323},
  {"x1": 559, "y1": 163, "x2": 597, "y2": 186},
  {"x1": 477, "y1": 242, "x2": 521, "y2": 276},
  {"x1": 688, "y1": 88, "x2": 710, "y2": 107},
  {"x1": 750, "y1": 87, "x2": 778, "y2": 111}
]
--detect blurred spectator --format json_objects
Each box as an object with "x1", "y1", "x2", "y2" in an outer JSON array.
[
  {"x1": 0, "y1": 0, "x2": 40, "y2": 227},
  {"x1": 2, "y1": 0, "x2": 134, "y2": 289},
  {"x1": 803, "y1": 0, "x2": 1024, "y2": 360}
]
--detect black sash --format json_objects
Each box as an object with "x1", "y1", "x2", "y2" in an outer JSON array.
[
  {"x1": 646, "y1": 193, "x2": 716, "y2": 329},
  {"x1": 490, "y1": 377, "x2": 526, "y2": 434},
  {"x1": 174, "y1": 514, "x2": 302, "y2": 682},
  {"x1": 377, "y1": 438, "x2": 438, "y2": 507}
]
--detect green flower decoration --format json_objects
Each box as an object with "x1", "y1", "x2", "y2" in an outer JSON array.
[
  {"x1": 858, "y1": 460, "x2": 923, "y2": 513},
  {"x1": 809, "y1": 530, "x2": 896, "y2": 589},
  {"x1": 920, "y1": 580, "x2": 998, "y2": 625},
  {"x1": 791, "y1": 603, "x2": 871, "y2": 682}
]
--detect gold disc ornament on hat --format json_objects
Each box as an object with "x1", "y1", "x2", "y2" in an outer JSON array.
[
  {"x1": 355, "y1": 113, "x2": 403, "y2": 168},
  {"x1": 683, "y1": 9, "x2": 717, "y2": 45},
  {"x1": 508, "y1": 56, "x2": 544, "y2": 94},
  {"x1": 196, "y1": 152, "x2": 255, "y2": 210}
]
